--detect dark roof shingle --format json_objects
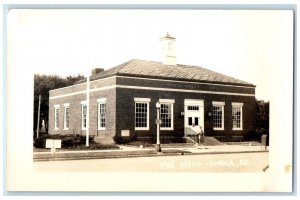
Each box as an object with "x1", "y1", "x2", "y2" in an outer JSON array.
[{"x1": 92, "y1": 59, "x2": 254, "y2": 86}]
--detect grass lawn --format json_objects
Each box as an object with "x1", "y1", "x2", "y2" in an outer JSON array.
[
  {"x1": 33, "y1": 143, "x2": 120, "y2": 152},
  {"x1": 123, "y1": 137, "x2": 221, "y2": 148},
  {"x1": 33, "y1": 133, "x2": 120, "y2": 152},
  {"x1": 123, "y1": 141, "x2": 155, "y2": 148}
]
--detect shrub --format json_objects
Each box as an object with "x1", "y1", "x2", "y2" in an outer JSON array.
[
  {"x1": 112, "y1": 134, "x2": 137, "y2": 144},
  {"x1": 112, "y1": 135, "x2": 123, "y2": 144},
  {"x1": 33, "y1": 134, "x2": 94, "y2": 148},
  {"x1": 34, "y1": 135, "x2": 48, "y2": 148},
  {"x1": 244, "y1": 129, "x2": 268, "y2": 141},
  {"x1": 69, "y1": 143, "x2": 119, "y2": 150}
]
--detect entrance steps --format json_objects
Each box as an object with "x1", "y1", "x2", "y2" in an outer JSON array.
[
  {"x1": 183, "y1": 136, "x2": 198, "y2": 144},
  {"x1": 184, "y1": 127, "x2": 200, "y2": 144},
  {"x1": 203, "y1": 137, "x2": 223, "y2": 146}
]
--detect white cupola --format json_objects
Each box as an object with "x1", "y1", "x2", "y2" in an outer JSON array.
[{"x1": 160, "y1": 32, "x2": 176, "y2": 65}]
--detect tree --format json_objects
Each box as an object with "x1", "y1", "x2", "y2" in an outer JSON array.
[
  {"x1": 256, "y1": 100, "x2": 269, "y2": 134},
  {"x1": 33, "y1": 74, "x2": 84, "y2": 135},
  {"x1": 244, "y1": 100, "x2": 269, "y2": 141}
]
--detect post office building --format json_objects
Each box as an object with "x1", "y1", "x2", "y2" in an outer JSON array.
[{"x1": 48, "y1": 33, "x2": 256, "y2": 144}]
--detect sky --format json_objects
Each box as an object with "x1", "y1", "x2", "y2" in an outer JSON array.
[{"x1": 7, "y1": 9, "x2": 294, "y2": 101}]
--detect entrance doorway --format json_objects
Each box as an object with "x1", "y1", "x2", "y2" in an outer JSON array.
[{"x1": 184, "y1": 99, "x2": 204, "y2": 136}]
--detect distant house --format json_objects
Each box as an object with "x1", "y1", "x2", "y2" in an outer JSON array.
[{"x1": 48, "y1": 33, "x2": 256, "y2": 143}]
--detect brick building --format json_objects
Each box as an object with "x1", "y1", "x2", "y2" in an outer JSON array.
[{"x1": 48, "y1": 33, "x2": 256, "y2": 143}]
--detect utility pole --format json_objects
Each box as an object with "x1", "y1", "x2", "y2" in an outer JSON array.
[
  {"x1": 86, "y1": 74, "x2": 90, "y2": 147},
  {"x1": 85, "y1": 48, "x2": 91, "y2": 147},
  {"x1": 36, "y1": 94, "x2": 41, "y2": 138}
]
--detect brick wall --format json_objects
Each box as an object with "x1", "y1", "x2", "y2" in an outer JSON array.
[
  {"x1": 49, "y1": 76, "x2": 116, "y2": 97},
  {"x1": 115, "y1": 88, "x2": 256, "y2": 142},
  {"x1": 48, "y1": 75, "x2": 256, "y2": 143},
  {"x1": 49, "y1": 88, "x2": 116, "y2": 139}
]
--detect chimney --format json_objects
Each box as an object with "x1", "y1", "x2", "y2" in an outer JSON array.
[
  {"x1": 160, "y1": 32, "x2": 176, "y2": 65},
  {"x1": 91, "y1": 68, "x2": 104, "y2": 76}
]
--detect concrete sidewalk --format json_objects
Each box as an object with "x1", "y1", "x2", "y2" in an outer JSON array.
[{"x1": 33, "y1": 144, "x2": 269, "y2": 161}]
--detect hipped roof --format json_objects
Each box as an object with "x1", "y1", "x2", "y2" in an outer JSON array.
[{"x1": 90, "y1": 59, "x2": 254, "y2": 87}]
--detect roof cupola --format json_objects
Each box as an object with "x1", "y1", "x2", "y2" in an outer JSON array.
[{"x1": 160, "y1": 32, "x2": 176, "y2": 65}]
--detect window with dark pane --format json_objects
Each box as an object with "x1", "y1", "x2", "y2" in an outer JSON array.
[
  {"x1": 98, "y1": 103, "x2": 106, "y2": 129},
  {"x1": 187, "y1": 106, "x2": 199, "y2": 111},
  {"x1": 188, "y1": 117, "x2": 192, "y2": 126},
  {"x1": 64, "y1": 107, "x2": 69, "y2": 129},
  {"x1": 195, "y1": 117, "x2": 199, "y2": 126},
  {"x1": 82, "y1": 105, "x2": 87, "y2": 128},
  {"x1": 160, "y1": 103, "x2": 172, "y2": 128},
  {"x1": 232, "y1": 106, "x2": 242, "y2": 128},
  {"x1": 55, "y1": 108, "x2": 60, "y2": 129},
  {"x1": 213, "y1": 105, "x2": 223, "y2": 128},
  {"x1": 135, "y1": 102, "x2": 148, "y2": 128}
]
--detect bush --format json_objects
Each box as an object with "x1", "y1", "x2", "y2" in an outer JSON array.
[
  {"x1": 112, "y1": 135, "x2": 123, "y2": 144},
  {"x1": 68, "y1": 143, "x2": 119, "y2": 150},
  {"x1": 33, "y1": 134, "x2": 94, "y2": 148},
  {"x1": 244, "y1": 128, "x2": 268, "y2": 141},
  {"x1": 34, "y1": 135, "x2": 48, "y2": 148},
  {"x1": 112, "y1": 134, "x2": 137, "y2": 144}
]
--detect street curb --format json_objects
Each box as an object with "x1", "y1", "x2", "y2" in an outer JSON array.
[{"x1": 33, "y1": 150, "x2": 269, "y2": 162}]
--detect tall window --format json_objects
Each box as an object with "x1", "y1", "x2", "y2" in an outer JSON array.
[
  {"x1": 54, "y1": 105, "x2": 60, "y2": 130},
  {"x1": 134, "y1": 98, "x2": 150, "y2": 130},
  {"x1": 81, "y1": 104, "x2": 87, "y2": 130},
  {"x1": 212, "y1": 101, "x2": 225, "y2": 130},
  {"x1": 232, "y1": 102, "x2": 243, "y2": 130},
  {"x1": 98, "y1": 98, "x2": 106, "y2": 130},
  {"x1": 160, "y1": 99, "x2": 174, "y2": 130},
  {"x1": 64, "y1": 104, "x2": 70, "y2": 130}
]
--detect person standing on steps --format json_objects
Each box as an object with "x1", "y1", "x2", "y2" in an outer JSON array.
[{"x1": 199, "y1": 126, "x2": 204, "y2": 144}]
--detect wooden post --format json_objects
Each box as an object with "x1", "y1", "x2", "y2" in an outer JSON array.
[{"x1": 36, "y1": 94, "x2": 41, "y2": 138}]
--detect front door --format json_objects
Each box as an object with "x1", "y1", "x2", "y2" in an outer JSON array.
[{"x1": 184, "y1": 99, "x2": 204, "y2": 136}]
